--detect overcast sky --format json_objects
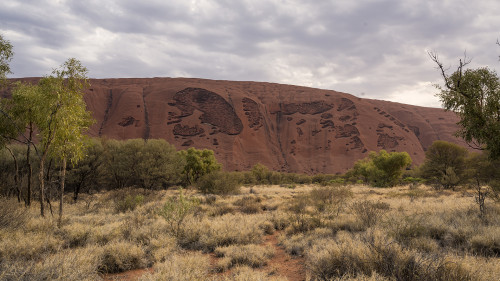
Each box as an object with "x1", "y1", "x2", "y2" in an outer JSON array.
[{"x1": 1, "y1": 0, "x2": 499, "y2": 107}]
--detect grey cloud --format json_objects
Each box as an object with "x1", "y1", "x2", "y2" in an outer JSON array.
[{"x1": 2, "y1": 0, "x2": 500, "y2": 108}]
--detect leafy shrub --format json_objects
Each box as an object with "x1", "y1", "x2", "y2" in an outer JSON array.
[
  {"x1": 197, "y1": 171, "x2": 240, "y2": 195},
  {"x1": 114, "y1": 195, "x2": 144, "y2": 213},
  {"x1": 350, "y1": 150, "x2": 412, "y2": 187},
  {"x1": 419, "y1": 140, "x2": 468, "y2": 189},
  {"x1": 158, "y1": 190, "x2": 200, "y2": 238}
]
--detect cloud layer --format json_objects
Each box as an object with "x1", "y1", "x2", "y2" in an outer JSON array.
[{"x1": 2, "y1": 0, "x2": 499, "y2": 107}]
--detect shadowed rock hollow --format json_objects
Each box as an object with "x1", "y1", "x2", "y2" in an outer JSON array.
[{"x1": 4, "y1": 77, "x2": 467, "y2": 174}]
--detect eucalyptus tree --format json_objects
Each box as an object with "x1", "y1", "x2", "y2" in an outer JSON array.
[{"x1": 35, "y1": 58, "x2": 93, "y2": 223}]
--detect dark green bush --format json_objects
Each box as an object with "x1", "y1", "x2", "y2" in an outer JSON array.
[{"x1": 197, "y1": 171, "x2": 240, "y2": 195}]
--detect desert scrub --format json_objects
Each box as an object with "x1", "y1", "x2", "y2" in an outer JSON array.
[
  {"x1": 147, "y1": 234, "x2": 178, "y2": 263},
  {"x1": 219, "y1": 265, "x2": 288, "y2": 281},
  {"x1": 0, "y1": 230, "x2": 63, "y2": 261},
  {"x1": 0, "y1": 247, "x2": 102, "y2": 281},
  {"x1": 178, "y1": 213, "x2": 265, "y2": 252},
  {"x1": 0, "y1": 197, "x2": 29, "y2": 230},
  {"x1": 278, "y1": 228, "x2": 333, "y2": 256},
  {"x1": 197, "y1": 171, "x2": 240, "y2": 195},
  {"x1": 233, "y1": 195, "x2": 264, "y2": 214},
  {"x1": 306, "y1": 229, "x2": 476, "y2": 281},
  {"x1": 309, "y1": 185, "x2": 353, "y2": 214},
  {"x1": 351, "y1": 200, "x2": 390, "y2": 228},
  {"x1": 58, "y1": 222, "x2": 92, "y2": 248},
  {"x1": 114, "y1": 194, "x2": 144, "y2": 213},
  {"x1": 139, "y1": 252, "x2": 210, "y2": 281},
  {"x1": 98, "y1": 240, "x2": 147, "y2": 273},
  {"x1": 214, "y1": 244, "x2": 275, "y2": 271},
  {"x1": 159, "y1": 189, "x2": 200, "y2": 238}
]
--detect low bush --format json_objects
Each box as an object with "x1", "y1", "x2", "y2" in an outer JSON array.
[
  {"x1": 197, "y1": 171, "x2": 240, "y2": 195},
  {"x1": 114, "y1": 194, "x2": 144, "y2": 213}
]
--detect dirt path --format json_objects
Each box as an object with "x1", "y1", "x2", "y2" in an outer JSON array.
[
  {"x1": 103, "y1": 232, "x2": 306, "y2": 281},
  {"x1": 261, "y1": 232, "x2": 307, "y2": 281}
]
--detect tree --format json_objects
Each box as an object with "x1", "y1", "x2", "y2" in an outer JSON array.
[
  {"x1": 465, "y1": 152, "x2": 500, "y2": 218},
  {"x1": 34, "y1": 58, "x2": 93, "y2": 222},
  {"x1": 0, "y1": 34, "x2": 13, "y2": 84},
  {"x1": 429, "y1": 50, "x2": 500, "y2": 159},
  {"x1": 351, "y1": 150, "x2": 412, "y2": 187},
  {"x1": 419, "y1": 140, "x2": 468, "y2": 189},
  {"x1": 136, "y1": 139, "x2": 184, "y2": 189},
  {"x1": 1, "y1": 82, "x2": 42, "y2": 206},
  {"x1": 178, "y1": 147, "x2": 221, "y2": 186}
]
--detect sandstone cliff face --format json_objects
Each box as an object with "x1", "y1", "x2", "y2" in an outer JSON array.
[
  {"x1": 3, "y1": 77, "x2": 465, "y2": 174},
  {"x1": 79, "y1": 77, "x2": 466, "y2": 174}
]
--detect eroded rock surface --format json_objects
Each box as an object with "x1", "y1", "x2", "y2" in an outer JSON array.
[{"x1": 3, "y1": 77, "x2": 467, "y2": 174}]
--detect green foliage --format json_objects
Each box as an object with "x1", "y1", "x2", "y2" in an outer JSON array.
[
  {"x1": 0, "y1": 34, "x2": 13, "y2": 83},
  {"x1": 101, "y1": 139, "x2": 183, "y2": 189},
  {"x1": 197, "y1": 171, "x2": 240, "y2": 195},
  {"x1": 434, "y1": 62, "x2": 500, "y2": 159},
  {"x1": 351, "y1": 150, "x2": 412, "y2": 187},
  {"x1": 419, "y1": 141, "x2": 468, "y2": 189},
  {"x1": 66, "y1": 138, "x2": 104, "y2": 201},
  {"x1": 159, "y1": 190, "x2": 200, "y2": 237},
  {"x1": 178, "y1": 147, "x2": 221, "y2": 186},
  {"x1": 114, "y1": 195, "x2": 144, "y2": 213}
]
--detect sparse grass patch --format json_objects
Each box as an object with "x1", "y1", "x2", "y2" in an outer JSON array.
[
  {"x1": 139, "y1": 252, "x2": 210, "y2": 281},
  {"x1": 0, "y1": 197, "x2": 29, "y2": 230},
  {"x1": 214, "y1": 244, "x2": 274, "y2": 271}
]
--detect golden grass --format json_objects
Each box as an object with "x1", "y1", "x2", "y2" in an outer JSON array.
[{"x1": 0, "y1": 184, "x2": 499, "y2": 280}]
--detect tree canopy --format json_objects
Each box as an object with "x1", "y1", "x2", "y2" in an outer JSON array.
[
  {"x1": 351, "y1": 150, "x2": 412, "y2": 187},
  {"x1": 0, "y1": 34, "x2": 13, "y2": 83},
  {"x1": 430, "y1": 50, "x2": 500, "y2": 159}
]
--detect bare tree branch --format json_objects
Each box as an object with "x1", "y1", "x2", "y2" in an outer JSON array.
[{"x1": 428, "y1": 50, "x2": 472, "y2": 99}]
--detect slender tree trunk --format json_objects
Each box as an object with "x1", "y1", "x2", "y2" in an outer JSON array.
[
  {"x1": 26, "y1": 124, "x2": 33, "y2": 207},
  {"x1": 5, "y1": 146, "x2": 20, "y2": 202},
  {"x1": 58, "y1": 156, "x2": 66, "y2": 227},
  {"x1": 39, "y1": 152, "x2": 47, "y2": 217}
]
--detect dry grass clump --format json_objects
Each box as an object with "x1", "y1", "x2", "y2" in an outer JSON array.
[
  {"x1": 306, "y1": 229, "x2": 477, "y2": 281},
  {"x1": 214, "y1": 244, "x2": 275, "y2": 271},
  {"x1": 0, "y1": 230, "x2": 63, "y2": 260},
  {"x1": 0, "y1": 197, "x2": 30, "y2": 230},
  {"x1": 351, "y1": 200, "x2": 390, "y2": 228},
  {"x1": 179, "y1": 213, "x2": 266, "y2": 252},
  {"x1": 58, "y1": 222, "x2": 92, "y2": 247},
  {"x1": 0, "y1": 247, "x2": 102, "y2": 281},
  {"x1": 233, "y1": 195, "x2": 264, "y2": 214},
  {"x1": 278, "y1": 228, "x2": 333, "y2": 256},
  {"x1": 219, "y1": 265, "x2": 288, "y2": 281},
  {"x1": 98, "y1": 240, "x2": 147, "y2": 273},
  {"x1": 138, "y1": 252, "x2": 210, "y2": 281}
]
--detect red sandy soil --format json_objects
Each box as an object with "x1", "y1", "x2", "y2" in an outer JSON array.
[{"x1": 3, "y1": 77, "x2": 467, "y2": 174}]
